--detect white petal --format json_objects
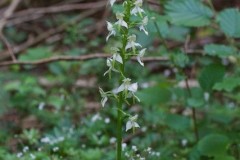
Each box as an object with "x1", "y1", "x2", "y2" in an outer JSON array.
[
  {"x1": 125, "y1": 42, "x2": 132, "y2": 50},
  {"x1": 139, "y1": 26, "x2": 148, "y2": 35},
  {"x1": 137, "y1": 56, "x2": 144, "y2": 66},
  {"x1": 122, "y1": 20, "x2": 128, "y2": 28},
  {"x1": 130, "y1": 8, "x2": 138, "y2": 16},
  {"x1": 126, "y1": 121, "x2": 133, "y2": 131},
  {"x1": 135, "y1": 42, "x2": 142, "y2": 48},
  {"x1": 113, "y1": 54, "x2": 123, "y2": 64},
  {"x1": 116, "y1": 84, "x2": 125, "y2": 93},
  {"x1": 128, "y1": 83, "x2": 138, "y2": 92},
  {"x1": 109, "y1": 0, "x2": 116, "y2": 6},
  {"x1": 106, "y1": 32, "x2": 113, "y2": 41},
  {"x1": 133, "y1": 122, "x2": 140, "y2": 128}
]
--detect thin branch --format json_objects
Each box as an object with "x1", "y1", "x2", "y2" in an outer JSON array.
[
  {"x1": 0, "y1": 0, "x2": 21, "y2": 61},
  {"x1": 0, "y1": 0, "x2": 21, "y2": 32},
  {"x1": 9, "y1": 1, "x2": 106, "y2": 19},
  {"x1": 0, "y1": 54, "x2": 168, "y2": 67}
]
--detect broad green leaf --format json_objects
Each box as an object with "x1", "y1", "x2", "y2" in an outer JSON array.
[
  {"x1": 164, "y1": 114, "x2": 190, "y2": 131},
  {"x1": 217, "y1": 8, "x2": 240, "y2": 38},
  {"x1": 187, "y1": 98, "x2": 204, "y2": 108},
  {"x1": 165, "y1": 0, "x2": 213, "y2": 27},
  {"x1": 204, "y1": 44, "x2": 237, "y2": 58},
  {"x1": 171, "y1": 52, "x2": 189, "y2": 68},
  {"x1": 198, "y1": 64, "x2": 225, "y2": 92},
  {"x1": 213, "y1": 77, "x2": 240, "y2": 92},
  {"x1": 197, "y1": 134, "x2": 229, "y2": 156},
  {"x1": 136, "y1": 84, "x2": 171, "y2": 105}
]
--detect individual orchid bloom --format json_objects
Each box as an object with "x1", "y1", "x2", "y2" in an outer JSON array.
[
  {"x1": 104, "y1": 58, "x2": 118, "y2": 76},
  {"x1": 126, "y1": 115, "x2": 140, "y2": 132},
  {"x1": 113, "y1": 78, "x2": 138, "y2": 94},
  {"x1": 137, "y1": 48, "x2": 146, "y2": 66},
  {"x1": 139, "y1": 16, "x2": 148, "y2": 35},
  {"x1": 131, "y1": 0, "x2": 145, "y2": 16},
  {"x1": 99, "y1": 87, "x2": 108, "y2": 107},
  {"x1": 111, "y1": 47, "x2": 123, "y2": 64},
  {"x1": 106, "y1": 21, "x2": 116, "y2": 41},
  {"x1": 115, "y1": 12, "x2": 128, "y2": 28},
  {"x1": 125, "y1": 34, "x2": 142, "y2": 51},
  {"x1": 109, "y1": 0, "x2": 116, "y2": 6}
]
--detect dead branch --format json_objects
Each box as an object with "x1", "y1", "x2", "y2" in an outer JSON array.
[
  {"x1": 0, "y1": 54, "x2": 168, "y2": 67},
  {"x1": 0, "y1": 9, "x2": 101, "y2": 60}
]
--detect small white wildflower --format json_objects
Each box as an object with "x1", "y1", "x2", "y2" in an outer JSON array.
[
  {"x1": 147, "y1": 147, "x2": 152, "y2": 153},
  {"x1": 131, "y1": 0, "x2": 145, "y2": 16},
  {"x1": 99, "y1": 87, "x2": 108, "y2": 107},
  {"x1": 125, "y1": 152, "x2": 130, "y2": 157},
  {"x1": 156, "y1": 152, "x2": 161, "y2": 157},
  {"x1": 104, "y1": 117, "x2": 110, "y2": 124},
  {"x1": 30, "y1": 153, "x2": 36, "y2": 159},
  {"x1": 126, "y1": 115, "x2": 140, "y2": 131},
  {"x1": 41, "y1": 137, "x2": 50, "y2": 143},
  {"x1": 109, "y1": 0, "x2": 116, "y2": 6},
  {"x1": 17, "y1": 152, "x2": 23, "y2": 158},
  {"x1": 139, "y1": 16, "x2": 148, "y2": 35},
  {"x1": 23, "y1": 146, "x2": 29, "y2": 152},
  {"x1": 125, "y1": 35, "x2": 142, "y2": 51},
  {"x1": 122, "y1": 143, "x2": 127, "y2": 151},
  {"x1": 110, "y1": 137, "x2": 117, "y2": 144},
  {"x1": 106, "y1": 21, "x2": 116, "y2": 41},
  {"x1": 132, "y1": 145, "x2": 137, "y2": 151},
  {"x1": 104, "y1": 58, "x2": 119, "y2": 76},
  {"x1": 91, "y1": 113, "x2": 102, "y2": 122},
  {"x1": 53, "y1": 147, "x2": 59, "y2": 152},
  {"x1": 38, "y1": 102, "x2": 45, "y2": 110},
  {"x1": 181, "y1": 139, "x2": 188, "y2": 147},
  {"x1": 137, "y1": 48, "x2": 146, "y2": 66},
  {"x1": 115, "y1": 12, "x2": 128, "y2": 28}
]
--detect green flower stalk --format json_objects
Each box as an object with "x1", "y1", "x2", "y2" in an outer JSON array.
[{"x1": 100, "y1": 0, "x2": 148, "y2": 159}]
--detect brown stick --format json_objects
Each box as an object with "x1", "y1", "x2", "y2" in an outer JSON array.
[
  {"x1": 9, "y1": 1, "x2": 106, "y2": 19},
  {"x1": 0, "y1": 54, "x2": 168, "y2": 67},
  {"x1": 0, "y1": 9, "x2": 101, "y2": 60},
  {"x1": 0, "y1": 0, "x2": 21, "y2": 32}
]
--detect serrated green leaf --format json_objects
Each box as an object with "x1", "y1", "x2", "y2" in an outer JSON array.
[
  {"x1": 165, "y1": 0, "x2": 213, "y2": 27},
  {"x1": 197, "y1": 134, "x2": 229, "y2": 156},
  {"x1": 213, "y1": 77, "x2": 240, "y2": 92},
  {"x1": 198, "y1": 64, "x2": 225, "y2": 92},
  {"x1": 217, "y1": 8, "x2": 240, "y2": 38},
  {"x1": 204, "y1": 44, "x2": 237, "y2": 57}
]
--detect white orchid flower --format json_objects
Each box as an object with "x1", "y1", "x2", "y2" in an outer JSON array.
[
  {"x1": 99, "y1": 87, "x2": 108, "y2": 107},
  {"x1": 113, "y1": 78, "x2": 138, "y2": 94},
  {"x1": 126, "y1": 115, "x2": 140, "y2": 132},
  {"x1": 111, "y1": 47, "x2": 123, "y2": 64},
  {"x1": 131, "y1": 0, "x2": 144, "y2": 16},
  {"x1": 125, "y1": 34, "x2": 142, "y2": 51},
  {"x1": 109, "y1": 0, "x2": 116, "y2": 6},
  {"x1": 137, "y1": 48, "x2": 146, "y2": 66},
  {"x1": 115, "y1": 12, "x2": 128, "y2": 28},
  {"x1": 139, "y1": 16, "x2": 148, "y2": 35},
  {"x1": 104, "y1": 58, "x2": 119, "y2": 76},
  {"x1": 106, "y1": 21, "x2": 116, "y2": 41}
]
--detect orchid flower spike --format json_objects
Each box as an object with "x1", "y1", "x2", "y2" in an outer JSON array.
[
  {"x1": 111, "y1": 47, "x2": 123, "y2": 64},
  {"x1": 104, "y1": 58, "x2": 119, "y2": 76}
]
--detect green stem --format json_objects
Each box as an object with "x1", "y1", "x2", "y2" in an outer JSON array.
[{"x1": 117, "y1": 93, "x2": 123, "y2": 160}]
